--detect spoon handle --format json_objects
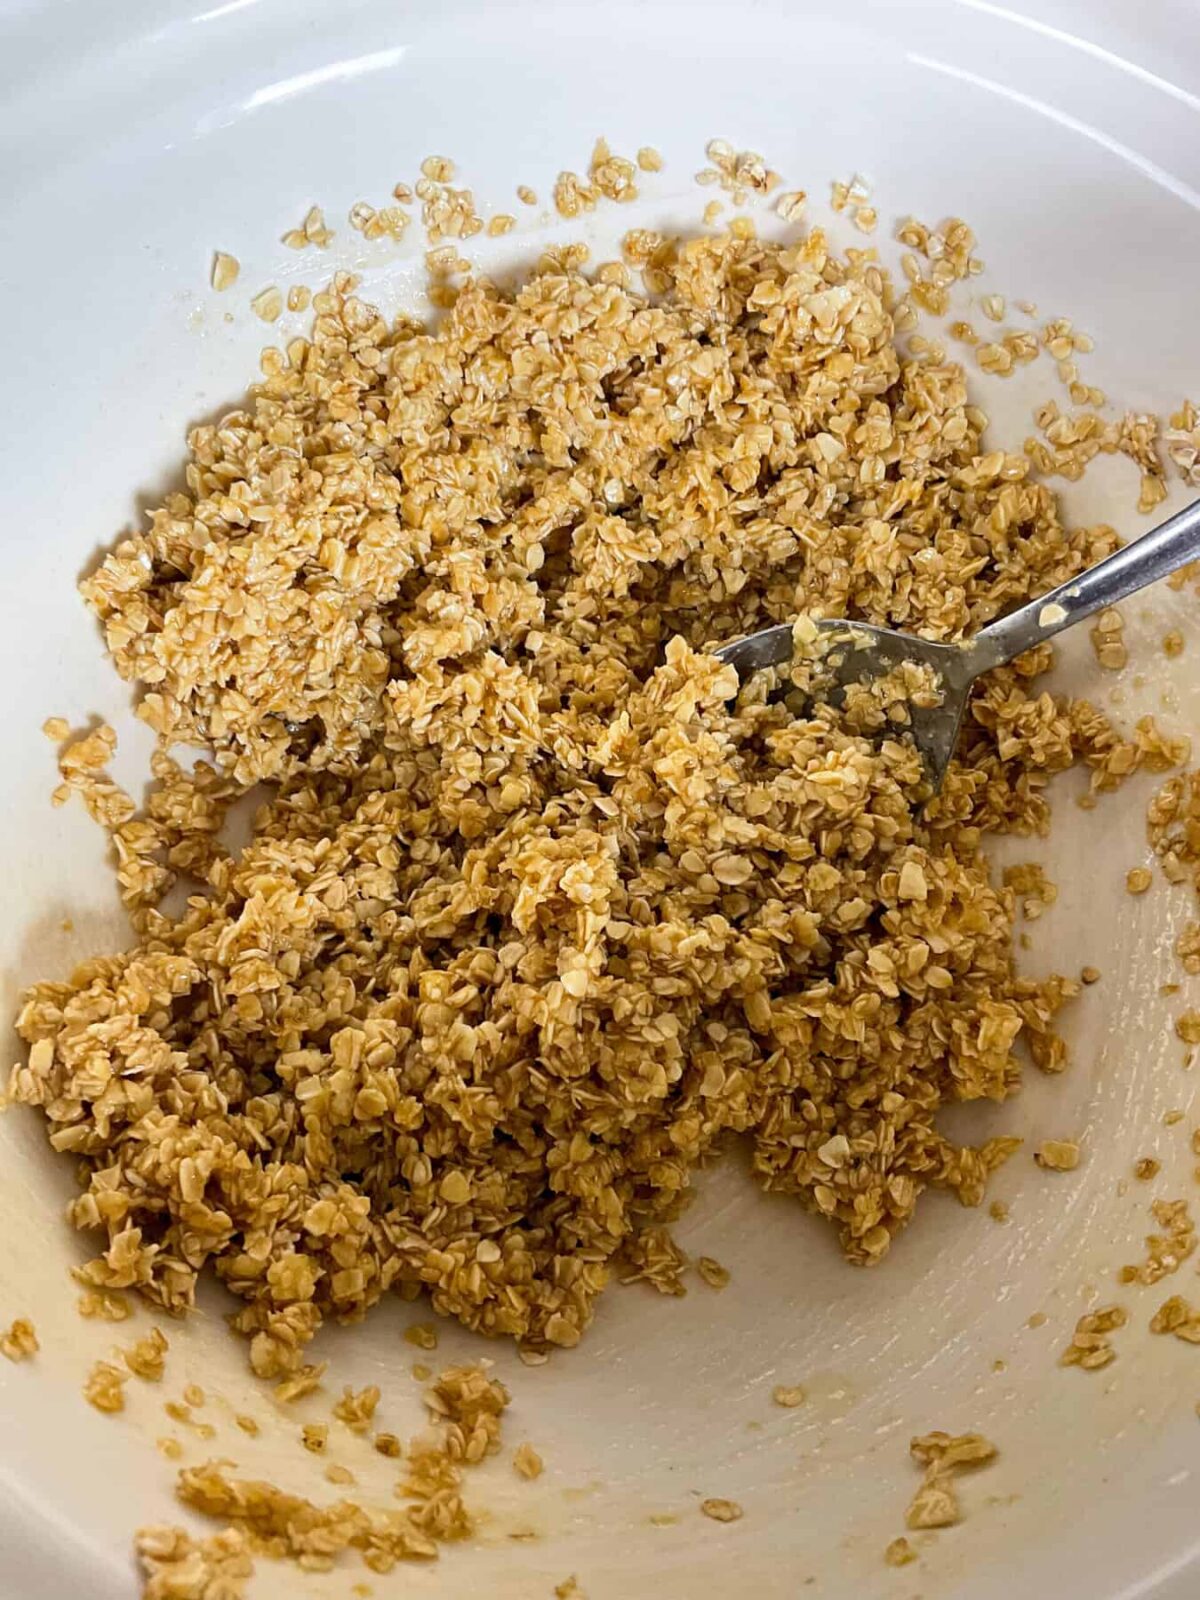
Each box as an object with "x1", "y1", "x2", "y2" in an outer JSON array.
[{"x1": 970, "y1": 494, "x2": 1200, "y2": 673}]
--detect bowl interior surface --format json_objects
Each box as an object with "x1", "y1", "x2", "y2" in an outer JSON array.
[{"x1": 3, "y1": 3, "x2": 1200, "y2": 1596}]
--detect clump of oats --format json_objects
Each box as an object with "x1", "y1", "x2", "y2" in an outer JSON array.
[
  {"x1": 0, "y1": 1318, "x2": 38, "y2": 1361},
  {"x1": 1059, "y1": 1305, "x2": 1127, "y2": 1370},
  {"x1": 333, "y1": 1384, "x2": 381, "y2": 1434},
  {"x1": 830, "y1": 173, "x2": 876, "y2": 232},
  {"x1": 904, "y1": 1431, "x2": 997, "y2": 1531},
  {"x1": 77, "y1": 1289, "x2": 132, "y2": 1321},
  {"x1": 417, "y1": 172, "x2": 482, "y2": 241},
  {"x1": 1026, "y1": 406, "x2": 1166, "y2": 512},
  {"x1": 282, "y1": 205, "x2": 335, "y2": 250},
  {"x1": 14, "y1": 226, "x2": 1156, "y2": 1379},
  {"x1": 1149, "y1": 771, "x2": 1200, "y2": 895},
  {"x1": 174, "y1": 1460, "x2": 440, "y2": 1574},
  {"x1": 349, "y1": 201, "x2": 410, "y2": 243},
  {"x1": 589, "y1": 138, "x2": 639, "y2": 203},
  {"x1": 1164, "y1": 399, "x2": 1200, "y2": 487},
  {"x1": 696, "y1": 138, "x2": 779, "y2": 203},
  {"x1": 135, "y1": 1525, "x2": 253, "y2": 1600},
  {"x1": 1150, "y1": 1294, "x2": 1200, "y2": 1342},
  {"x1": 123, "y1": 1326, "x2": 169, "y2": 1381},
  {"x1": 554, "y1": 138, "x2": 642, "y2": 217},
  {"x1": 425, "y1": 1363, "x2": 509, "y2": 1464},
  {"x1": 1176, "y1": 924, "x2": 1200, "y2": 975},
  {"x1": 1091, "y1": 608, "x2": 1128, "y2": 672},
  {"x1": 84, "y1": 1359, "x2": 129, "y2": 1413},
  {"x1": 1120, "y1": 1200, "x2": 1196, "y2": 1285},
  {"x1": 1003, "y1": 862, "x2": 1057, "y2": 921},
  {"x1": 896, "y1": 214, "x2": 981, "y2": 316}
]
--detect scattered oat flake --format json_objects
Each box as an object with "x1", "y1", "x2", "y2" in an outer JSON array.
[
  {"x1": 1035, "y1": 1140, "x2": 1080, "y2": 1172},
  {"x1": 41, "y1": 716, "x2": 69, "y2": 741},
  {"x1": 885, "y1": 1536, "x2": 917, "y2": 1567},
  {"x1": 697, "y1": 1256, "x2": 730, "y2": 1290},
  {"x1": 700, "y1": 1498, "x2": 743, "y2": 1523},
  {"x1": 405, "y1": 1322, "x2": 438, "y2": 1350},
  {"x1": 1177, "y1": 1012, "x2": 1200, "y2": 1045},
  {"x1": 324, "y1": 1462, "x2": 356, "y2": 1486},
  {"x1": 0, "y1": 1318, "x2": 37, "y2": 1361},
  {"x1": 771, "y1": 1384, "x2": 806, "y2": 1408},
  {"x1": 775, "y1": 189, "x2": 807, "y2": 222},
  {"x1": 514, "y1": 1442, "x2": 544, "y2": 1480},
  {"x1": 274, "y1": 1363, "x2": 326, "y2": 1404},
  {"x1": 250, "y1": 286, "x2": 283, "y2": 323},
  {"x1": 637, "y1": 146, "x2": 663, "y2": 173},
  {"x1": 1134, "y1": 1157, "x2": 1161, "y2": 1181},
  {"x1": 211, "y1": 252, "x2": 239, "y2": 291}
]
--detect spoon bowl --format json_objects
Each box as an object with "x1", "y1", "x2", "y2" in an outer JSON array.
[{"x1": 713, "y1": 494, "x2": 1200, "y2": 789}]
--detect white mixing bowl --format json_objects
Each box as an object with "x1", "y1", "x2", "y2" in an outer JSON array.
[{"x1": 3, "y1": 2, "x2": 1200, "y2": 1595}]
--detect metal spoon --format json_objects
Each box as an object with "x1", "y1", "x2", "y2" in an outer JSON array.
[{"x1": 714, "y1": 495, "x2": 1200, "y2": 790}]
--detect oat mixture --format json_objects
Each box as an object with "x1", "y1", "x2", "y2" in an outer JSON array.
[{"x1": 12, "y1": 222, "x2": 1187, "y2": 1396}]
